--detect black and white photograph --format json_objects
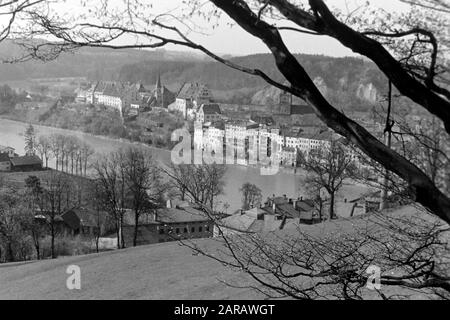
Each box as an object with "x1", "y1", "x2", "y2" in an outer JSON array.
[{"x1": 0, "y1": 0, "x2": 449, "y2": 307}]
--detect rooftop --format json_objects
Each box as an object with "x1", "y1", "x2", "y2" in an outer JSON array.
[
  {"x1": 156, "y1": 206, "x2": 209, "y2": 224},
  {"x1": 177, "y1": 82, "x2": 210, "y2": 100},
  {"x1": 10, "y1": 155, "x2": 42, "y2": 166},
  {"x1": 200, "y1": 103, "x2": 221, "y2": 115},
  {"x1": 291, "y1": 104, "x2": 314, "y2": 115},
  {"x1": 0, "y1": 152, "x2": 10, "y2": 162}
]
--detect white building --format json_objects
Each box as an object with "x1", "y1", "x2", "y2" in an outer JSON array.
[
  {"x1": 171, "y1": 83, "x2": 212, "y2": 119},
  {"x1": 196, "y1": 103, "x2": 222, "y2": 123}
]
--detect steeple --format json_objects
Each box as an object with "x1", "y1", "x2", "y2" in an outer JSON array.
[{"x1": 155, "y1": 72, "x2": 162, "y2": 90}]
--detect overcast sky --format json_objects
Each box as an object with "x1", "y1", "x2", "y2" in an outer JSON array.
[
  {"x1": 1, "y1": 0, "x2": 410, "y2": 57},
  {"x1": 155, "y1": 0, "x2": 410, "y2": 57}
]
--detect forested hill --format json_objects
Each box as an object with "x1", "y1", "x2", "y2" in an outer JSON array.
[
  {"x1": 119, "y1": 54, "x2": 388, "y2": 109},
  {"x1": 0, "y1": 40, "x2": 389, "y2": 110},
  {"x1": 119, "y1": 54, "x2": 385, "y2": 92},
  {"x1": 0, "y1": 40, "x2": 205, "y2": 81}
]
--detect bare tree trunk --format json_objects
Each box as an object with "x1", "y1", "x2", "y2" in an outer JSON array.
[
  {"x1": 116, "y1": 220, "x2": 121, "y2": 249},
  {"x1": 319, "y1": 199, "x2": 323, "y2": 221},
  {"x1": 133, "y1": 210, "x2": 139, "y2": 247},
  {"x1": 33, "y1": 231, "x2": 40, "y2": 260},
  {"x1": 120, "y1": 214, "x2": 125, "y2": 249},
  {"x1": 7, "y1": 241, "x2": 14, "y2": 262},
  {"x1": 329, "y1": 192, "x2": 335, "y2": 220},
  {"x1": 51, "y1": 222, "x2": 56, "y2": 259}
]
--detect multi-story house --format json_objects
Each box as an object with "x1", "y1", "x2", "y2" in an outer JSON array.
[
  {"x1": 171, "y1": 82, "x2": 212, "y2": 119},
  {"x1": 0, "y1": 145, "x2": 15, "y2": 157},
  {"x1": 97, "y1": 84, "x2": 124, "y2": 115},
  {"x1": 196, "y1": 103, "x2": 222, "y2": 123},
  {"x1": 279, "y1": 146, "x2": 297, "y2": 166},
  {"x1": 0, "y1": 153, "x2": 11, "y2": 171}
]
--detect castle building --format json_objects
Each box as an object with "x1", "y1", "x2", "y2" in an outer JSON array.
[{"x1": 171, "y1": 82, "x2": 212, "y2": 119}]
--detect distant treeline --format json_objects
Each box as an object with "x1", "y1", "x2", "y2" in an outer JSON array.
[{"x1": 118, "y1": 54, "x2": 387, "y2": 92}]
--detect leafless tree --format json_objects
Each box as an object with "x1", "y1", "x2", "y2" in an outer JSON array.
[
  {"x1": 31, "y1": 171, "x2": 72, "y2": 259},
  {"x1": 183, "y1": 205, "x2": 450, "y2": 300},
  {"x1": 0, "y1": 186, "x2": 30, "y2": 262},
  {"x1": 7, "y1": 0, "x2": 450, "y2": 223},
  {"x1": 165, "y1": 163, "x2": 227, "y2": 211},
  {"x1": 80, "y1": 141, "x2": 94, "y2": 177},
  {"x1": 24, "y1": 175, "x2": 45, "y2": 259},
  {"x1": 121, "y1": 147, "x2": 166, "y2": 247},
  {"x1": 92, "y1": 153, "x2": 127, "y2": 249},
  {"x1": 36, "y1": 135, "x2": 52, "y2": 169},
  {"x1": 297, "y1": 140, "x2": 357, "y2": 219},
  {"x1": 240, "y1": 182, "x2": 263, "y2": 210},
  {"x1": 0, "y1": 0, "x2": 44, "y2": 44},
  {"x1": 65, "y1": 136, "x2": 80, "y2": 175}
]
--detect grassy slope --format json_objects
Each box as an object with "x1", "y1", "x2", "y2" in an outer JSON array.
[
  {"x1": 1, "y1": 205, "x2": 439, "y2": 300},
  {"x1": 0, "y1": 238, "x2": 262, "y2": 300}
]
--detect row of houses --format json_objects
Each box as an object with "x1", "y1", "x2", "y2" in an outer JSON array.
[
  {"x1": 35, "y1": 198, "x2": 215, "y2": 246},
  {"x1": 194, "y1": 119, "x2": 335, "y2": 166},
  {"x1": 216, "y1": 192, "x2": 383, "y2": 235},
  {"x1": 0, "y1": 146, "x2": 43, "y2": 172},
  {"x1": 75, "y1": 75, "x2": 176, "y2": 116}
]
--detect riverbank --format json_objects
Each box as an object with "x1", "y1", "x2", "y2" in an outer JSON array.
[
  {"x1": 0, "y1": 116, "x2": 310, "y2": 176},
  {"x1": 0, "y1": 115, "x2": 172, "y2": 156},
  {"x1": 0, "y1": 117, "x2": 312, "y2": 212}
]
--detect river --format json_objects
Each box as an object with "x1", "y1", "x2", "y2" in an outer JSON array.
[{"x1": 0, "y1": 118, "x2": 305, "y2": 212}]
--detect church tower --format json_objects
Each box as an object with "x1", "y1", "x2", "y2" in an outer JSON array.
[
  {"x1": 155, "y1": 73, "x2": 162, "y2": 98},
  {"x1": 278, "y1": 90, "x2": 292, "y2": 115}
]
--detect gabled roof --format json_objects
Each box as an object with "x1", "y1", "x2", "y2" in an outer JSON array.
[
  {"x1": 0, "y1": 153, "x2": 10, "y2": 162},
  {"x1": 177, "y1": 82, "x2": 209, "y2": 100},
  {"x1": 10, "y1": 155, "x2": 42, "y2": 166},
  {"x1": 200, "y1": 103, "x2": 221, "y2": 115},
  {"x1": 156, "y1": 206, "x2": 209, "y2": 224},
  {"x1": 295, "y1": 200, "x2": 315, "y2": 212},
  {"x1": 61, "y1": 207, "x2": 106, "y2": 228},
  {"x1": 102, "y1": 84, "x2": 123, "y2": 98},
  {"x1": 291, "y1": 104, "x2": 314, "y2": 115}
]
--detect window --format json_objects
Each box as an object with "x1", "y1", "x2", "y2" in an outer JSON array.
[
  {"x1": 191, "y1": 227, "x2": 195, "y2": 233},
  {"x1": 206, "y1": 226, "x2": 210, "y2": 232},
  {"x1": 199, "y1": 226, "x2": 203, "y2": 232},
  {"x1": 184, "y1": 227, "x2": 188, "y2": 233},
  {"x1": 176, "y1": 228, "x2": 180, "y2": 234},
  {"x1": 159, "y1": 228, "x2": 164, "y2": 235}
]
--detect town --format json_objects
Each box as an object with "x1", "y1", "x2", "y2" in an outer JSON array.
[
  {"x1": 0, "y1": 75, "x2": 437, "y2": 255},
  {"x1": 0, "y1": 0, "x2": 449, "y2": 303}
]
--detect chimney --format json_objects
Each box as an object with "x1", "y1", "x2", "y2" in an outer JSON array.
[{"x1": 166, "y1": 199, "x2": 172, "y2": 208}]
